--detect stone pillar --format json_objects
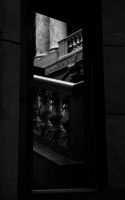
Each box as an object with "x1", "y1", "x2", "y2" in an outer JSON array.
[
  {"x1": 49, "y1": 18, "x2": 67, "y2": 51},
  {"x1": 35, "y1": 13, "x2": 50, "y2": 56}
]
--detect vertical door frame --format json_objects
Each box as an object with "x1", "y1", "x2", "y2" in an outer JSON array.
[{"x1": 18, "y1": 1, "x2": 108, "y2": 199}]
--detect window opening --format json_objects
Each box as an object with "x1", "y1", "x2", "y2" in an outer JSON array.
[
  {"x1": 33, "y1": 13, "x2": 84, "y2": 189},
  {"x1": 33, "y1": 13, "x2": 83, "y2": 160}
]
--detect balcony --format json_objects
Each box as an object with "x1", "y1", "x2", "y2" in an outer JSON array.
[
  {"x1": 33, "y1": 75, "x2": 84, "y2": 161},
  {"x1": 34, "y1": 29, "x2": 83, "y2": 78},
  {"x1": 58, "y1": 29, "x2": 83, "y2": 58},
  {"x1": 33, "y1": 29, "x2": 85, "y2": 189}
]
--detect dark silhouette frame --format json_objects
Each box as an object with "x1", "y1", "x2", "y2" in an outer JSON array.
[{"x1": 17, "y1": 1, "x2": 108, "y2": 199}]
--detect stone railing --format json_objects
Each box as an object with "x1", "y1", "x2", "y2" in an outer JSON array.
[
  {"x1": 33, "y1": 75, "x2": 84, "y2": 160},
  {"x1": 33, "y1": 88, "x2": 70, "y2": 149},
  {"x1": 58, "y1": 29, "x2": 83, "y2": 58}
]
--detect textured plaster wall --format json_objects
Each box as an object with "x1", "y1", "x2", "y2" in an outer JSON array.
[
  {"x1": 102, "y1": 0, "x2": 125, "y2": 189},
  {"x1": 0, "y1": 0, "x2": 20, "y2": 199}
]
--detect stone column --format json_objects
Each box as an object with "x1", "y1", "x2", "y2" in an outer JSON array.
[
  {"x1": 49, "y1": 18, "x2": 67, "y2": 51},
  {"x1": 35, "y1": 13, "x2": 50, "y2": 57}
]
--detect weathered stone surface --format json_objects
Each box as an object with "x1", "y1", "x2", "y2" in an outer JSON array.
[
  {"x1": 35, "y1": 14, "x2": 67, "y2": 55},
  {"x1": 103, "y1": 46, "x2": 125, "y2": 114},
  {"x1": 50, "y1": 18, "x2": 67, "y2": 49},
  {"x1": 101, "y1": 0, "x2": 125, "y2": 46},
  {"x1": 106, "y1": 115, "x2": 125, "y2": 189},
  {"x1": 34, "y1": 49, "x2": 59, "y2": 68},
  {"x1": 36, "y1": 13, "x2": 50, "y2": 55}
]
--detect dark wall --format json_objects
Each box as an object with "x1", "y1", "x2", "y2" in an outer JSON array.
[
  {"x1": 102, "y1": 0, "x2": 125, "y2": 189},
  {"x1": 0, "y1": 0, "x2": 20, "y2": 199},
  {"x1": 0, "y1": 0, "x2": 125, "y2": 199}
]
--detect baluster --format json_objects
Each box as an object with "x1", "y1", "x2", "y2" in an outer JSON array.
[
  {"x1": 61, "y1": 97, "x2": 69, "y2": 129},
  {"x1": 47, "y1": 93, "x2": 58, "y2": 124},
  {"x1": 37, "y1": 88, "x2": 44, "y2": 108},
  {"x1": 72, "y1": 37, "x2": 76, "y2": 51},
  {"x1": 39, "y1": 90, "x2": 49, "y2": 137},
  {"x1": 33, "y1": 87, "x2": 38, "y2": 118},
  {"x1": 45, "y1": 118, "x2": 54, "y2": 141},
  {"x1": 45, "y1": 93, "x2": 54, "y2": 141},
  {"x1": 34, "y1": 89, "x2": 70, "y2": 149},
  {"x1": 76, "y1": 34, "x2": 80, "y2": 49},
  {"x1": 68, "y1": 39, "x2": 73, "y2": 53},
  {"x1": 79, "y1": 33, "x2": 83, "y2": 47},
  {"x1": 47, "y1": 93, "x2": 59, "y2": 142},
  {"x1": 58, "y1": 96, "x2": 69, "y2": 149},
  {"x1": 33, "y1": 87, "x2": 42, "y2": 136}
]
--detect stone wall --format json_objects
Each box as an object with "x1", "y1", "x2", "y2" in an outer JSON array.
[
  {"x1": 0, "y1": 0, "x2": 20, "y2": 199},
  {"x1": 35, "y1": 13, "x2": 67, "y2": 56},
  {"x1": 102, "y1": 0, "x2": 125, "y2": 189},
  {"x1": 36, "y1": 14, "x2": 50, "y2": 55}
]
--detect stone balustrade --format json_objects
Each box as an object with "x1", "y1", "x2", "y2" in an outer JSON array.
[
  {"x1": 58, "y1": 29, "x2": 83, "y2": 57},
  {"x1": 33, "y1": 87, "x2": 69, "y2": 149},
  {"x1": 33, "y1": 75, "x2": 84, "y2": 160}
]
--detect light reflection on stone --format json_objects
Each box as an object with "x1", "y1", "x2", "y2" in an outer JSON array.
[
  {"x1": 36, "y1": 13, "x2": 50, "y2": 56},
  {"x1": 35, "y1": 13, "x2": 67, "y2": 56},
  {"x1": 50, "y1": 18, "x2": 67, "y2": 50}
]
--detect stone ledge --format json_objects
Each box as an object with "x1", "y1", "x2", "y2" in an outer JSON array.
[{"x1": 33, "y1": 141, "x2": 84, "y2": 165}]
